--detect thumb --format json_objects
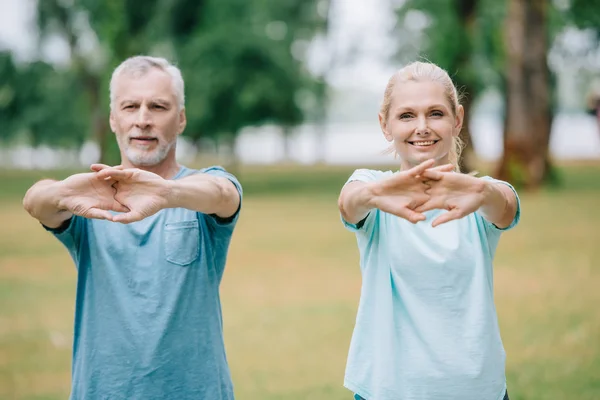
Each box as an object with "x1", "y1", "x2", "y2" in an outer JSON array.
[
  {"x1": 431, "y1": 209, "x2": 463, "y2": 227},
  {"x1": 85, "y1": 208, "x2": 114, "y2": 221},
  {"x1": 112, "y1": 210, "x2": 145, "y2": 224},
  {"x1": 111, "y1": 199, "x2": 130, "y2": 213},
  {"x1": 91, "y1": 164, "x2": 124, "y2": 173}
]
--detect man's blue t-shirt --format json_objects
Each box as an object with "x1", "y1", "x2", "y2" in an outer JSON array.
[
  {"x1": 341, "y1": 169, "x2": 520, "y2": 400},
  {"x1": 47, "y1": 166, "x2": 242, "y2": 400}
]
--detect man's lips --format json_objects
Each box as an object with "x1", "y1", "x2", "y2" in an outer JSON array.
[{"x1": 130, "y1": 137, "x2": 158, "y2": 142}]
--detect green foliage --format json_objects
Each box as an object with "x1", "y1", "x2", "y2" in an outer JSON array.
[
  {"x1": 569, "y1": 0, "x2": 600, "y2": 36},
  {"x1": 0, "y1": 52, "x2": 88, "y2": 149},
  {"x1": 163, "y1": 0, "x2": 324, "y2": 143},
  {"x1": 0, "y1": 52, "x2": 20, "y2": 143},
  {"x1": 18, "y1": 62, "x2": 89, "y2": 148},
  {"x1": 23, "y1": 0, "x2": 328, "y2": 159}
]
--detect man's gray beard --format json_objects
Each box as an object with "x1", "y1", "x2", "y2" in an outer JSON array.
[{"x1": 124, "y1": 139, "x2": 176, "y2": 167}]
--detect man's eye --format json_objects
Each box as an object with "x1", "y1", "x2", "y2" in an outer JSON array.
[{"x1": 123, "y1": 105, "x2": 136, "y2": 110}]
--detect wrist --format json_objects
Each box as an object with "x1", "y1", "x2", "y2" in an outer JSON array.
[
  {"x1": 363, "y1": 182, "x2": 379, "y2": 209},
  {"x1": 480, "y1": 179, "x2": 497, "y2": 204},
  {"x1": 54, "y1": 179, "x2": 72, "y2": 211},
  {"x1": 163, "y1": 179, "x2": 178, "y2": 208}
]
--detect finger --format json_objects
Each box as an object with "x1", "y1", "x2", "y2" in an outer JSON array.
[
  {"x1": 428, "y1": 163, "x2": 454, "y2": 173},
  {"x1": 432, "y1": 209, "x2": 463, "y2": 227},
  {"x1": 408, "y1": 159, "x2": 436, "y2": 177},
  {"x1": 85, "y1": 208, "x2": 114, "y2": 221},
  {"x1": 390, "y1": 207, "x2": 426, "y2": 224},
  {"x1": 112, "y1": 211, "x2": 144, "y2": 224},
  {"x1": 97, "y1": 168, "x2": 134, "y2": 181},
  {"x1": 90, "y1": 163, "x2": 112, "y2": 172},
  {"x1": 91, "y1": 164, "x2": 124, "y2": 172},
  {"x1": 421, "y1": 169, "x2": 445, "y2": 181},
  {"x1": 414, "y1": 198, "x2": 445, "y2": 213},
  {"x1": 111, "y1": 200, "x2": 130, "y2": 213}
]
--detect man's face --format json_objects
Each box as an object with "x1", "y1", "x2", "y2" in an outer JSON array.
[{"x1": 110, "y1": 68, "x2": 186, "y2": 167}]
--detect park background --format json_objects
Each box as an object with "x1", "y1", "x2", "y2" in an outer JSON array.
[{"x1": 1, "y1": 0, "x2": 599, "y2": 399}]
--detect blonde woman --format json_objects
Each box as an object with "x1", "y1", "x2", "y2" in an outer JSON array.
[{"x1": 338, "y1": 62, "x2": 519, "y2": 400}]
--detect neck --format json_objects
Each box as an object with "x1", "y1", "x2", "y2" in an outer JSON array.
[
  {"x1": 121, "y1": 155, "x2": 181, "y2": 180},
  {"x1": 401, "y1": 155, "x2": 451, "y2": 171}
]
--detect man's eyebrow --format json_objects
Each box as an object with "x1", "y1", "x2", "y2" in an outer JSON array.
[{"x1": 151, "y1": 99, "x2": 172, "y2": 105}]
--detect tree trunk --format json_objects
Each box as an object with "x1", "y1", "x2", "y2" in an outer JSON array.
[
  {"x1": 496, "y1": 0, "x2": 552, "y2": 188},
  {"x1": 455, "y1": 0, "x2": 478, "y2": 173},
  {"x1": 282, "y1": 125, "x2": 293, "y2": 163},
  {"x1": 458, "y1": 85, "x2": 476, "y2": 173},
  {"x1": 84, "y1": 73, "x2": 111, "y2": 164}
]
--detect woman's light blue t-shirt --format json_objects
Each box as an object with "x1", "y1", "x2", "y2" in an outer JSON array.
[{"x1": 341, "y1": 169, "x2": 520, "y2": 400}]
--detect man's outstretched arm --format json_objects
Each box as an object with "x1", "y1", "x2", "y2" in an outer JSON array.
[
  {"x1": 94, "y1": 167, "x2": 240, "y2": 224},
  {"x1": 23, "y1": 173, "x2": 128, "y2": 227},
  {"x1": 23, "y1": 180, "x2": 73, "y2": 228}
]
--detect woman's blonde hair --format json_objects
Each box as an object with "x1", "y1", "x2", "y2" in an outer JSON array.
[{"x1": 380, "y1": 61, "x2": 465, "y2": 172}]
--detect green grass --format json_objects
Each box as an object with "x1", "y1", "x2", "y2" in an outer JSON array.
[{"x1": 1, "y1": 163, "x2": 599, "y2": 399}]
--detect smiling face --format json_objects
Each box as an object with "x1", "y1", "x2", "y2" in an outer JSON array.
[
  {"x1": 379, "y1": 79, "x2": 463, "y2": 170},
  {"x1": 109, "y1": 67, "x2": 186, "y2": 168}
]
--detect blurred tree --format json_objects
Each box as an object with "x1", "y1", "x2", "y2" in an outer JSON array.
[
  {"x1": 160, "y1": 0, "x2": 327, "y2": 166},
  {"x1": 18, "y1": 62, "x2": 89, "y2": 149},
  {"x1": 35, "y1": 0, "x2": 327, "y2": 167},
  {"x1": 0, "y1": 51, "x2": 20, "y2": 144},
  {"x1": 36, "y1": 0, "x2": 158, "y2": 164},
  {"x1": 569, "y1": 0, "x2": 600, "y2": 36},
  {"x1": 495, "y1": 0, "x2": 552, "y2": 188},
  {"x1": 0, "y1": 51, "x2": 87, "y2": 152},
  {"x1": 395, "y1": 0, "x2": 481, "y2": 173}
]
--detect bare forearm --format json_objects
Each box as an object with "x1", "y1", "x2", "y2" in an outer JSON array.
[
  {"x1": 479, "y1": 181, "x2": 517, "y2": 229},
  {"x1": 23, "y1": 180, "x2": 73, "y2": 228},
  {"x1": 338, "y1": 182, "x2": 376, "y2": 224},
  {"x1": 165, "y1": 175, "x2": 240, "y2": 218}
]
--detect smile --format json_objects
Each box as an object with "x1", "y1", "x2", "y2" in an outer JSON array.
[{"x1": 408, "y1": 140, "x2": 439, "y2": 147}]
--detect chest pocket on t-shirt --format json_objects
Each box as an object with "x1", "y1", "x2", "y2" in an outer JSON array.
[{"x1": 165, "y1": 220, "x2": 200, "y2": 266}]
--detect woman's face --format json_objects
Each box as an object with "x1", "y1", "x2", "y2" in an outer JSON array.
[{"x1": 380, "y1": 80, "x2": 463, "y2": 170}]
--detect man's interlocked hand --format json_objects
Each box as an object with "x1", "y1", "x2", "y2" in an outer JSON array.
[
  {"x1": 56, "y1": 164, "x2": 173, "y2": 224},
  {"x1": 90, "y1": 164, "x2": 173, "y2": 224}
]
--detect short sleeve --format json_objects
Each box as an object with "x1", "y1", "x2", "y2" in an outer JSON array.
[
  {"x1": 42, "y1": 215, "x2": 87, "y2": 266},
  {"x1": 340, "y1": 169, "x2": 385, "y2": 233},
  {"x1": 479, "y1": 176, "x2": 521, "y2": 232},
  {"x1": 199, "y1": 166, "x2": 243, "y2": 229}
]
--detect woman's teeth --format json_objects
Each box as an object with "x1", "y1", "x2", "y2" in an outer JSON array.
[{"x1": 412, "y1": 141, "x2": 436, "y2": 146}]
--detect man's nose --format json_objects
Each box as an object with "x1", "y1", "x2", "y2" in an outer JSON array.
[{"x1": 135, "y1": 106, "x2": 152, "y2": 129}]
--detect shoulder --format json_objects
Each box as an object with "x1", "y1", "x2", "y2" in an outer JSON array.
[
  {"x1": 176, "y1": 165, "x2": 231, "y2": 177},
  {"x1": 346, "y1": 169, "x2": 393, "y2": 185}
]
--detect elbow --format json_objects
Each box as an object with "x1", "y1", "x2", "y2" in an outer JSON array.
[
  {"x1": 215, "y1": 178, "x2": 240, "y2": 215},
  {"x1": 22, "y1": 188, "x2": 35, "y2": 217},
  {"x1": 338, "y1": 193, "x2": 348, "y2": 220}
]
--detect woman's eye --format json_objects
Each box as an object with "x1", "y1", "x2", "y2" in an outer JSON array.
[
  {"x1": 399, "y1": 113, "x2": 413, "y2": 120},
  {"x1": 431, "y1": 110, "x2": 443, "y2": 117}
]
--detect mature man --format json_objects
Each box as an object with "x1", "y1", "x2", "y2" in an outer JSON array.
[{"x1": 23, "y1": 56, "x2": 242, "y2": 399}]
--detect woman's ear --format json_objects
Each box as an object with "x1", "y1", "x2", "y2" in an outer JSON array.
[
  {"x1": 454, "y1": 105, "x2": 465, "y2": 136},
  {"x1": 379, "y1": 113, "x2": 393, "y2": 142}
]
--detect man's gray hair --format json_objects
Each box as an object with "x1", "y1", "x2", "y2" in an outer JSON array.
[{"x1": 109, "y1": 56, "x2": 185, "y2": 111}]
